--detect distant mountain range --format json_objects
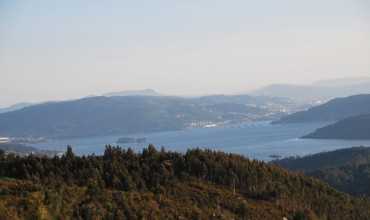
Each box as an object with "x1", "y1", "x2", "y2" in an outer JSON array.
[
  {"x1": 274, "y1": 94, "x2": 370, "y2": 124},
  {"x1": 103, "y1": 89, "x2": 161, "y2": 97},
  {"x1": 314, "y1": 77, "x2": 370, "y2": 87},
  {"x1": 0, "y1": 95, "x2": 293, "y2": 138},
  {"x1": 251, "y1": 77, "x2": 370, "y2": 102},
  {"x1": 0, "y1": 102, "x2": 33, "y2": 114},
  {"x1": 0, "y1": 89, "x2": 160, "y2": 114}
]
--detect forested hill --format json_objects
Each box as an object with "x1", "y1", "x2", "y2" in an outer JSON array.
[
  {"x1": 274, "y1": 94, "x2": 370, "y2": 124},
  {"x1": 273, "y1": 147, "x2": 370, "y2": 196},
  {"x1": 0, "y1": 96, "x2": 205, "y2": 138},
  {"x1": 0, "y1": 95, "x2": 290, "y2": 138},
  {"x1": 1, "y1": 145, "x2": 370, "y2": 219},
  {"x1": 303, "y1": 114, "x2": 370, "y2": 139},
  {"x1": 273, "y1": 147, "x2": 370, "y2": 172}
]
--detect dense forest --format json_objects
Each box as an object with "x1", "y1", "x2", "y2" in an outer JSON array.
[
  {"x1": 274, "y1": 147, "x2": 370, "y2": 196},
  {"x1": 1, "y1": 145, "x2": 370, "y2": 219},
  {"x1": 310, "y1": 162, "x2": 370, "y2": 197},
  {"x1": 273, "y1": 147, "x2": 370, "y2": 172}
]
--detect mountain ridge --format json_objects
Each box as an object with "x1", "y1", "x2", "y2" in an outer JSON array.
[
  {"x1": 0, "y1": 102, "x2": 34, "y2": 114},
  {"x1": 103, "y1": 89, "x2": 161, "y2": 97},
  {"x1": 251, "y1": 80, "x2": 370, "y2": 102},
  {"x1": 0, "y1": 95, "x2": 292, "y2": 138}
]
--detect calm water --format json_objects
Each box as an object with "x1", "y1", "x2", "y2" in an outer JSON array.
[{"x1": 30, "y1": 122, "x2": 370, "y2": 161}]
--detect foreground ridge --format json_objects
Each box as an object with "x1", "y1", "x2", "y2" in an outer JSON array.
[{"x1": 0, "y1": 145, "x2": 369, "y2": 220}]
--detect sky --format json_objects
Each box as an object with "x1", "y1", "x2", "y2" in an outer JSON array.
[{"x1": 0, "y1": 0, "x2": 369, "y2": 107}]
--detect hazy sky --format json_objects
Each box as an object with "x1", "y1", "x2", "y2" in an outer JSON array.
[{"x1": 1, "y1": 0, "x2": 369, "y2": 107}]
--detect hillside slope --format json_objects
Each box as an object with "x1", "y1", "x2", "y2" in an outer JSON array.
[
  {"x1": 273, "y1": 147, "x2": 370, "y2": 172},
  {"x1": 274, "y1": 94, "x2": 370, "y2": 124},
  {"x1": 274, "y1": 147, "x2": 370, "y2": 196},
  {"x1": 1, "y1": 146, "x2": 370, "y2": 219},
  {"x1": 0, "y1": 96, "x2": 198, "y2": 138},
  {"x1": 303, "y1": 114, "x2": 370, "y2": 139}
]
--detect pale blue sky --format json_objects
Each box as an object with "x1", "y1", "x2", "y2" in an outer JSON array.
[{"x1": 0, "y1": 0, "x2": 369, "y2": 107}]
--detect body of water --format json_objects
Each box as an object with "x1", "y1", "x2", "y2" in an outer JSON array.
[{"x1": 30, "y1": 122, "x2": 370, "y2": 161}]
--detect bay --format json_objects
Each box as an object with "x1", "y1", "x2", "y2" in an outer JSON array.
[{"x1": 30, "y1": 121, "x2": 370, "y2": 161}]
